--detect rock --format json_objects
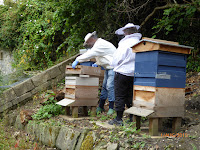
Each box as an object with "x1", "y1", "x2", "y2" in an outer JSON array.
[
  {"x1": 80, "y1": 131, "x2": 99, "y2": 150},
  {"x1": 107, "y1": 143, "x2": 118, "y2": 150},
  {"x1": 4, "y1": 112, "x2": 17, "y2": 126},
  {"x1": 14, "y1": 115, "x2": 26, "y2": 130},
  {"x1": 75, "y1": 129, "x2": 90, "y2": 150},
  {"x1": 93, "y1": 140, "x2": 107, "y2": 150},
  {"x1": 56, "y1": 126, "x2": 81, "y2": 150}
]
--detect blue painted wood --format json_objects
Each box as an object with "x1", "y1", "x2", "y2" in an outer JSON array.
[
  {"x1": 80, "y1": 61, "x2": 105, "y2": 70},
  {"x1": 134, "y1": 51, "x2": 187, "y2": 88},
  {"x1": 80, "y1": 61, "x2": 95, "y2": 66}
]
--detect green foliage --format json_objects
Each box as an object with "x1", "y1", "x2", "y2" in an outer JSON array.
[
  {"x1": 0, "y1": 0, "x2": 118, "y2": 70},
  {"x1": 32, "y1": 90, "x2": 63, "y2": 120},
  {"x1": 152, "y1": 3, "x2": 200, "y2": 72},
  {"x1": 120, "y1": 122, "x2": 140, "y2": 137},
  {"x1": 131, "y1": 141, "x2": 146, "y2": 149},
  {"x1": 0, "y1": 119, "x2": 41, "y2": 149}
]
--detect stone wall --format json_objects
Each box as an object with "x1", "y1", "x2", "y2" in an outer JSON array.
[
  {"x1": 0, "y1": 54, "x2": 78, "y2": 113},
  {"x1": 11, "y1": 115, "x2": 118, "y2": 150},
  {"x1": 0, "y1": 49, "x2": 16, "y2": 75}
]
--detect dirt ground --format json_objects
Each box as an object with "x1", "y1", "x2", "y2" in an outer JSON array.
[{"x1": 1, "y1": 72, "x2": 200, "y2": 150}]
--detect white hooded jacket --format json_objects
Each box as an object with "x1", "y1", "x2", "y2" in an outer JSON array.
[
  {"x1": 76, "y1": 38, "x2": 116, "y2": 69},
  {"x1": 110, "y1": 33, "x2": 142, "y2": 76}
]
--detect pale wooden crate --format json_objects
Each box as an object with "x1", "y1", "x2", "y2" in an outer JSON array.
[
  {"x1": 65, "y1": 86, "x2": 99, "y2": 99},
  {"x1": 66, "y1": 65, "x2": 102, "y2": 76},
  {"x1": 64, "y1": 76, "x2": 99, "y2": 107},
  {"x1": 132, "y1": 85, "x2": 185, "y2": 117},
  {"x1": 65, "y1": 76, "x2": 99, "y2": 87}
]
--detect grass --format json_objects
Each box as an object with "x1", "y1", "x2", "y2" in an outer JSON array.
[{"x1": 0, "y1": 118, "x2": 44, "y2": 150}]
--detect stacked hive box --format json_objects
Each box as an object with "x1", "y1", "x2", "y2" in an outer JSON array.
[
  {"x1": 125, "y1": 38, "x2": 193, "y2": 135},
  {"x1": 57, "y1": 65, "x2": 103, "y2": 118}
]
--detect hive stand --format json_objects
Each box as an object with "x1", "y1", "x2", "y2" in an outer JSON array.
[
  {"x1": 125, "y1": 38, "x2": 193, "y2": 136},
  {"x1": 57, "y1": 65, "x2": 103, "y2": 118}
]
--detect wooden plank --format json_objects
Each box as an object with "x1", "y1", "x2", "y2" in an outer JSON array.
[
  {"x1": 65, "y1": 86, "x2": 99, "y2": 99},
  {"x1": 155, "y1": 88, "x2": 185, "y2": 107},
  {"x1": 91, "y1": 106, "x2": 96, "y2": 117},
  {"x1": 133, "y1": 115, "x2": 141, "y2": 130},
  {"x1": 133, "y1": 100, "x2": 155, "y2": 110},
  {"x1": 69, "y1": 100, "x2": 98, "y2": 106},
  {"x1": 149, "y1": 118, "x2": 159, "y2": 136},
  {"x1": 159, "y1": 44, "x2": 191, "y2": 54},
  {"x1": 65, "y1": 85, "x2": 76, "y2": 89},
  {"x1": 134, "y1": 85, "x2": 156, "y2": 92},
  {"x1": 83, "y1": 106, "x2": 88, "y2": 116},
  {"x1": 63, "y1": 106, "x2": 70, "y2": 115},
  {"x1": 100, "y1": 70, "x2": 105, "y2": 77},
  {"x1": 66, "y1": 65, "x2": 102, "y2": 76},
  {"x1": 56, "y1": 98, "x2": 75, "y2": 106},
  {"x1": 134, "y1": 90, "x2": 155, "y2": 103},
  {"x1": 142, "y1": 37, "x2": 179, "y2": 45},
  {"x1": 66, "y1": 65, "x2": 82, "y2": 74},
  {"x1": 149, "y1": 106, "x2": 185, "y2": 117},
  {"x1": 65, "y1": 76, "x2": 99, "y2": 86},
  {"x1": 72, "y1": 106, "x2": 78, "y2": 118},
  {"x1": 132, "y1": 42, "x2": 160, "y2": 52},
  {"x1": 172, "y1": 117, "x2": 182, "y2": 133},
  {"x1": 132, "y1": 41, "x2": 191, "y2": 54},
  {"x1": 124, "y1": 106, "x2": 154, "y2": 117}
]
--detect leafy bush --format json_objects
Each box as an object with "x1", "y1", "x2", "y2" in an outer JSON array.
[
  {"x1": 0, "y1": 0, "x2": 118, "y2": 70},
  {"x1": 152, "y1": 2, "x2": 200, "y2": 72},
  {"x1": 32, "y1": 90, "x2": 63, "y2": 120}
]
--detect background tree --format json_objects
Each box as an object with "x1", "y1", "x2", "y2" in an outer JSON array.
[{"x1": 0, "y1": 0, "x2": 199, "y2": 71}]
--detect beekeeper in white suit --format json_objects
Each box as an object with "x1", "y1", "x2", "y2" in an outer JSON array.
[{"x1": 72, "y1": 31, "x2": 116, "y2": 115}]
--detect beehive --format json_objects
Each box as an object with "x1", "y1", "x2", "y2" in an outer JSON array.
[
  {"x1": 125, "y1": 38, "x2": 193, "y2": 135},
  {"x1": 65, "y1": 76, "x2": 99, "y2": 106},
  {"x1": 57, "y1": 65, "x2": 103, "y2": 118}
]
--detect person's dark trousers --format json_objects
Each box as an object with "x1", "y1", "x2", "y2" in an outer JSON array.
[{"x1": 114, "y1": 72, "x2": 134, "y2": 121}]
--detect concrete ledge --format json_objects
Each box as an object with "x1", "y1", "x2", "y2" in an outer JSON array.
[
  {"x1": 46, "y1": 66, "x2": 62, "y2": 79},
  {"x1": 31, "y1": 71, "x2": 51, "y2": 87},
  {"x1": 12, "y1": 79, "x2": 35, "y2": 97},
  {"x1": 0, "y1": 54, "x2": 77, "y2": 113},
  {"x1": 31, "y1": 82, "x2": 51, "y2": 95},
  {"x1": 12, "y1": 92, "x2": 32, "y2": 106},
  {"x1": 0, "y1": 102, "x2": 12, "y2": 112},
  {"x1": 2, "y1": 88, "x2": 17, "y2": 103}
]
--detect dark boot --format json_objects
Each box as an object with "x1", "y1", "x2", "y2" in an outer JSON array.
[{"x1": 108, "y1": 111, "x2": 123, "y2": 126}]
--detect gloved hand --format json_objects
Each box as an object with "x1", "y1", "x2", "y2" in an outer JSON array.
[
  {"x1": 72, "y1": 60, "x2": 79, "y2": 69},
  {"x1": 92, "y1": 63, "x2": 98, "y2": 67}
]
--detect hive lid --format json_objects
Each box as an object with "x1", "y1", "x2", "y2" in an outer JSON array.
[
  {"x1": 124, "y1": 106, "x2": 154, "y2": 117},
  {"x1": 132, "y1": 38, "x2": 193, "y2": 54},
  {"x1": 56, "y1": 98, "x2": 75, "y2": 106}
]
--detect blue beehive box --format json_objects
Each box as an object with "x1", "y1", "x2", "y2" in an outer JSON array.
[
  {"x1": 132, "y1": 38, "x2": 193, "y2": 88},
  {"x1": 134, "y1": 50, "x2": 187, "y2": 88}
]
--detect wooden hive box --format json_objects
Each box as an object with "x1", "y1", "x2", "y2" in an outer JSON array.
[
  {"x1": 66, "y1": 65, "x2": 104, "y2": 85},
  {"x1": 128, "y1": 85, "x2": 185, "y2": 117},
  {"x1": 65, "y1": 76, "x2": 99, "y2": 106},
  {"x1": 125, "y1": 38, "x2": 193, "y2": 135},
  {"x1": 66, "y1": 65, "x2": 102, "y2": 76},
  {"x1": 126, "y1": 38, "x2": 193, "y2": 117}
]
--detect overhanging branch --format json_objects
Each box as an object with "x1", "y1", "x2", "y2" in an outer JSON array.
[
  {"x1": 140, "y1": 3, "x2": 200, "y2": 28},
  {"x1": 140, "y1": 4, "x2": 172, "y2": 27}
]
